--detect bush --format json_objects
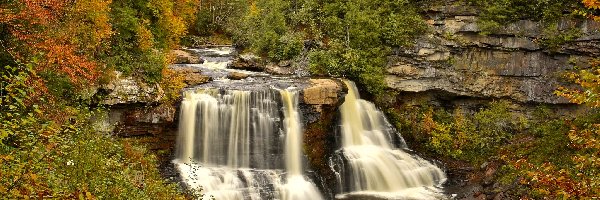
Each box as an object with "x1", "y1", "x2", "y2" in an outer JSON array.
[
  {"x1": 0, "y1": 65, "x2": 185, "y2": 198},
  {"x1": 269, "y1": 32, "x2": 304, "y2": 61},
  {"x1": 221, "y1": 0, "x2": 428, "y2": 96},
  {"x1": 390, "y1": 100, "x2": 526, "y2": 163}
]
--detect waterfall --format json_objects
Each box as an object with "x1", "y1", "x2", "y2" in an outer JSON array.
[
  {"x1": 279, "y1": 89, "x2": 323, "y2": 200},
  {"x1": 174, "y1": 88, "x2": 322, "y2": 200},
  {"x1": 333, "y1": 80, "x2": 447, "y2": 199},
  {"x1": 175, "y1": 89, "x2": 281, "y2": 168}
]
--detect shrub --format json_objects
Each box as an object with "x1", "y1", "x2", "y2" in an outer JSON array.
[{"x1": 0, "y1": 68, "x2": 185, "y2": 198}]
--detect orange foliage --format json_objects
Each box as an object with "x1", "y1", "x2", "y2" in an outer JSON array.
[
  {"x1": 581, "y1": 0, "x2": 600, "y2": 21},
  {"x1": 0, "y1": 0, "x2": 111, "y2": 91},
  {"x1": 519, "y1": 57, "x2": 600, "y2": 198},
  {"x1": 583, "y1": 0, "x2": 600, "y2": 9},
  {"x1": 159, "y1": 67, "x2": 187, "y2": 103}
]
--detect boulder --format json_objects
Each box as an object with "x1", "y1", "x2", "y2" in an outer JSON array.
[
  {"x1": 184, "y1": 73, "x2": 212, "y2": 85},
  {"x1": 99, "y1": 71, "x2": 164, "y2": 105},
  {"x1": 302, "y1": 79, "x2": 343, "y2": 105},
  {"x1": 227, "y1": 72, "x2": 249, "y2": 80},
  {"x1": 171, "y1": 49, "x2": 203, "y2": 64},
  {"x1": 265, "y1": 63, "x2": 294, "y2": 75},
  {"x1": 170, "y1": 66, "x2": 212, "y2": 86},
  {"x1": 228, "y1": 53, "x2": 264, "y2": 71}
]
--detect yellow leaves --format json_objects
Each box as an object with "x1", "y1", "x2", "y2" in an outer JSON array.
[
  {"x1": 0, "y1": 155, "x2": 14, "y2": 163},
  {"x1": 72, "y1": 0, "x2": 113, "y2": 47},
  {"x1": 583, "y1": 0, "x2": 600, "y2": 9},
  {"x1": 249, "y1": 1, "x2": 259, "y2": 16},
  {"x1": 159, "y1": 68, "x2": 186, "y2": 103},
  {"x1": 136, "y1": 21, "x2": 155, "y2": 51},
  {"x1": 421, "y1": 108, "x2": 436, "y2": 134},
  {"x1": 173, "y1": 0, "x2": 199, "y2": 26},
  {"x1": 77, "y1": 187, "x2": 95, "y2": 200},
  {"x1": 580, "y1": 0, "x2": 600, "y2": 21},
  {"x1": 144, "y1": 0, "x2": 187, "y2": 49},
  {"x1": 556, "y1": 59, "x2": 600, "y2": 108}
]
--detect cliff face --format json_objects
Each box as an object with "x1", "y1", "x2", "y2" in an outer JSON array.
[{"x1": 386, "y1": 1, "x2": 600, "y2": 104}]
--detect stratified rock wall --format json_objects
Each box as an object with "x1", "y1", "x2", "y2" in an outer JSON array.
[{"x1": 385, "y1": 1, "x2": 600, "y2": 104}]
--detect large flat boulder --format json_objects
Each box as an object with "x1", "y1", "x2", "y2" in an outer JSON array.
[
  {"x1": 170, "y1": 66, "x2": 212, "y2": 86},
  {"x1": 302, "y1": 79, "x2": 343, "y2": 105},
  {"x1": 227, "y1": 72, "x2": 249, "y2": 80},
  {"x1": 171, "y1": 49, "x2": 203, "y2": 64}
]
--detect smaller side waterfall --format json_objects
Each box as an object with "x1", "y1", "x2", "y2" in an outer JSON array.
[
  {"x1": 279, "y1": 90, "x2": 323, "y2": 200},
  {"x1": 333, "y1": 80, "x2": 447, "y2": 199}
]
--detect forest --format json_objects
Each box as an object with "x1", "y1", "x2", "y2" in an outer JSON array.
[{"x1": 1, "y1": 0, "x2": 600, "y2": 199}]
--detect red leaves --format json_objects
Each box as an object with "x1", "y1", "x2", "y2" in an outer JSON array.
[{"x1": 1, "y1": 0, "x2": 102, "y2": 92}]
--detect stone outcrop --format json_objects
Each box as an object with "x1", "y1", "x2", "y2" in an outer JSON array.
[
  {"x1": 227, "y1": 53, "x2": 264, "y2": 71},
  {"x1": 385, "y1": 1, "x2": 600, "y2": 104},
  {"x1": 302, "y1": 79, "x2": 343, "y2": 105},
  {"x1": 170, "y1": 66, "x2": 212, "y2": 86},
  {"x1": 171, "y1": 49, "x2": 204, "y2": 64},
  {"x1": 94, "y1": 104, "x2": 178, "y2": 151},
  {"x1": 99, "y1": 71, "x2": 164, "y2": 105},
  {"x1": 228, "y1": 53, "x2": 307, "y2": 76},
  {"x1": 301, "y1": 79, "x2": 345, "y2": 116},
  {"x1": 227, "y1": 72, "x2": 249, "y2": 80},
  {"x1": 264, "y1": 63, "x2": 295, "y2": 75}
]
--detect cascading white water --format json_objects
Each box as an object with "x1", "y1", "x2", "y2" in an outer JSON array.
[
  {"x1": 174, "y1": 88, "x2": 323, "y2": 200},
  {"x1": 175, "y1": 89, "x2": 282, "y2": 168},
  {"x1": 334, "y1": 80, "x2": 447, "y2": 199},
  {"x1": 279, "y1": 90, "x2": 323, "y2": 200}
]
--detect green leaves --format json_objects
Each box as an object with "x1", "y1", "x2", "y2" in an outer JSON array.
[{"x1": 302, "y1": 0, "x2": 427, "y2": 96}]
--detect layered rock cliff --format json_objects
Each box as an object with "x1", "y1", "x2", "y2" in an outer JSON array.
[{"x1": 386, "y1": 1, "x2": 600, "y2": 104}]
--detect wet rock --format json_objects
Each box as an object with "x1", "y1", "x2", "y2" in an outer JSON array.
[
  {"x1": 228, "y1": 53, "x2": 264, "y2": 71},
  {"x1": 170, "y1": 66, "x2": 212, "y2": 86},
  {"x1": 265, "y1": 63, "x2": 294, "y2": 75},
  {"x1": 183, "y1": 73, "x2": 211, "y2": 86},
  {"x1": 171, "y1": 49, "x2": 203, "y2": 64},
  {"x1": 227, "y1": 71, "x2": 249, "y2": 80},
  {"x1": 171, "y1": 66, "x2": 202, "y2": 74},
  {"x1": 99, "y1": 71, "x2": 164, "y2": 105}
]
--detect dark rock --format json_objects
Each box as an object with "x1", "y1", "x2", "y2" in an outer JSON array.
[{"x1": 98, "y1": 103, "x2": 178, "y2": 151}]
